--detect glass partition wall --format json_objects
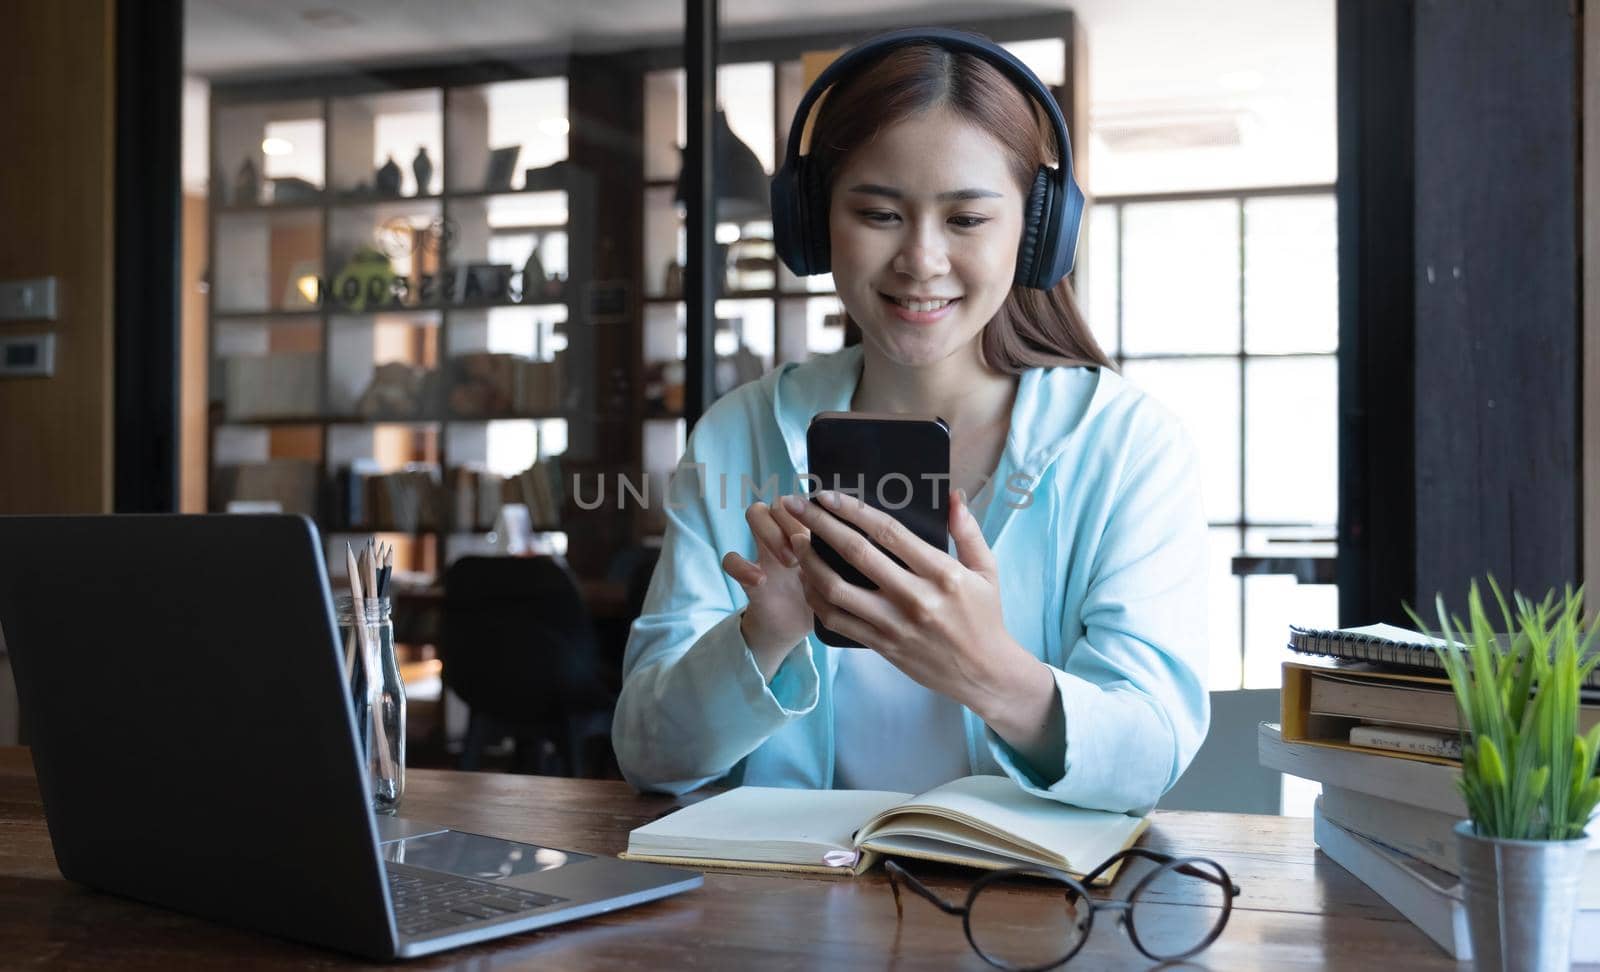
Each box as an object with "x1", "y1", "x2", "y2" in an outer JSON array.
[
  {"x1": 180, "y1": 3, "x2": 1338, "y2": 767},
  {"x1": 184, "y1": 3, "x2": 1095, "y2": 574}
]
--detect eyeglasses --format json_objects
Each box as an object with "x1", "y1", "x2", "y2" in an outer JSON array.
[{"x1": 884, "y1": 848, "x2": 1240, "y2": 970}]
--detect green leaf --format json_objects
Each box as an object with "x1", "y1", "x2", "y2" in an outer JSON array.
[
  {"x1": 1478, "y1": 735, "x2": 1507, "y2": 789},
  {"x1": 1421, "y1": 579, "x2": 1600, "y2": 839}
]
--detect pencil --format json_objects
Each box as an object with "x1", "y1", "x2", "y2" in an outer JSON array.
[{"x1": 344, "y1": 543, "x2": 362, "y2": 680}]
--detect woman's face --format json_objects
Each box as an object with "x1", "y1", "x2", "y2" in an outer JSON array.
[{"x1": 827, "y1": 106, "x2": 1024, "y2": 368}]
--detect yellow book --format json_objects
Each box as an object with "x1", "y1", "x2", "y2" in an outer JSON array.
[{"x1": 621, "y1": 776, "x2": 1149, "y2": 885}]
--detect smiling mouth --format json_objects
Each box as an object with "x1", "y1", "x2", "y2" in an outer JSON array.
[{"x1": 880, "y1": 293, "x2": 962, "y2": 313}]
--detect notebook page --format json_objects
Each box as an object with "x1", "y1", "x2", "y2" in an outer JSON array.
[
  {"x1": 1341, "y1": 623, "x2": 1450, "y2": 647},
  {"x1": 628, "y1": 787, "x2": 910, "y2": 865},
  {"x1": 858, "y1": 776, "x2": 1146, "y2": 871}
]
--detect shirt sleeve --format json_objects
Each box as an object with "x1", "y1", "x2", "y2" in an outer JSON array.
[
  {"x1": 611, "y1": 429, "x2": 821, "y2": 795},
  {"x1": 984, "y1": 416, "x2": 1211, "y2": 813}
]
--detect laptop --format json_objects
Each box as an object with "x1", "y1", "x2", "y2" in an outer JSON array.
[{"x1": 0, "y1": 514, "x2": 700, "y2": 960}]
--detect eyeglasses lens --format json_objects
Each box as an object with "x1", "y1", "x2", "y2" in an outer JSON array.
[
  {"x1": 966, "y1": 874, "x2": 1089, "y2": 970},
  {"x1": 1127, "y1": 858, "x2": 1231, "y2": 960}
]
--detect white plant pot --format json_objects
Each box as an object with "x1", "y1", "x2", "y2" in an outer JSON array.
[{"x1": 1455, "y1": 820, "x2": 1589, "y2": 971}]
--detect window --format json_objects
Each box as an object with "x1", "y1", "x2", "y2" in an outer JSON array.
[{"x1": 1081, "y1": 189, "x2": 1339, "y2": 691}]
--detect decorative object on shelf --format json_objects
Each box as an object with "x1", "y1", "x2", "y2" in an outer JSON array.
[
  {"x1": 519, "y1": 246, "x2": 548, "y2": 303},
  {"x1": 281, "y1": 258, "x2": 323, "y2": 309},
  {"x1": 375, "y1": 154, "x2": 403, "y2": 197},
  {"x1": 673, "y1": 109, "x2": 769, "y2": 223},
  {"x1": 484, "y1": 145, "x2": 521, "y2": 191},
  {"x1": 233, "y1": 156, "x2": 258, "y2": 206},
  {"x1": 1408, "y1": 580, "x2": 1600, "y2": 972},
  {"x1": 542, "y1": 271, "x2": 567, "y2": 301},
  {"x1": 270, "y1": 176, "x2": 320, "y2": 204},
  {"x1": 522, "y1": 159, "x2": 569, "y2": 191},
  {"x1": 354, "y1": 361, "x2": 438, "y2": 418},
  {"x1": 411, "y1": 146, "x2": 433, "y2": 196},
  {"x1": 663, "y1": 259, "x2": 683, "y2": 298},
  {"x1": 376, "y1": 216, "x2": 421, "y2": 260},
  {"x1": 332, "y1": 245, "x2": 400, "y2": 313}
]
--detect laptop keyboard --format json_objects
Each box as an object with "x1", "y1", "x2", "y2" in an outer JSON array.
[{"x1": 387, "y1": 865, "x2": 566, "y2": 938}]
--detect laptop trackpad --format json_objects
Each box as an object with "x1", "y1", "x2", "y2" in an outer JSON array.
[
  {"x1": 382, "y1": 829, "x2": 592, "y2": 885},
  {"x1": 374, "y1": 815, "x2": 450, "y2": 843}
]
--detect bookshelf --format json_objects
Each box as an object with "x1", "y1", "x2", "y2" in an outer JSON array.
[
  {"x1": 206, "y1": 77, "x2": 577, "y2": 574},
  {"x1": 203, "y1": 17, "x2": 1075, "y2": 574}
]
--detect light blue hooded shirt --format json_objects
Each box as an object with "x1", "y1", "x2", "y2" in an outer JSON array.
[{"x1": 612, "y1": 344, "x2": 1209, "y2": 813}]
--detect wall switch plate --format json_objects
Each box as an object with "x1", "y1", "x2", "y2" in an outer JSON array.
[
  {"x1": 0, "y1": 277, "x2": 58, "y2": 321},
  {"x1": 0, "y1": 334, "x2": 56, "y2": 377}
]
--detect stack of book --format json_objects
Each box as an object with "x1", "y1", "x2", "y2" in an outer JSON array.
[
  {"x1": 508, "y1": 457, "x2": 563, "y2": 527},
  {"x1": 339, "y1": 459, "x2": 565, "y2": 533},
  {"x1": 213, "y1": 459, "x2": 320, "y2": 517},
  {"x1": 1258, "y1": 623, "x2": 1600, "y2": 961},
  {"x1": 449, "y1": 464, "x2": 507, "y2": 532},
  {"x1": 446, "y1": 352, "x2": 565, "y2": 417},
  {"x1": 356, "y1": 464, "x2": 447, "y2": 532}
]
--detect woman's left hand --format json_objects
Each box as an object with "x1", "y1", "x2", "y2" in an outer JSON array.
[{"x1": 777, "y1": 488, "x2": 1050, "y2": 728}]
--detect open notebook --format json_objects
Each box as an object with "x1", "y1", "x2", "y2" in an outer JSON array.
[{"x1": 621, "y1": 776, "x2": 1149, "y2": 884}]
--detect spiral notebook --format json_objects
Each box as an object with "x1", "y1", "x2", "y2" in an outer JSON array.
[{"x1": 1287, "y1": 622, "x2": 1600, "y2": 690}]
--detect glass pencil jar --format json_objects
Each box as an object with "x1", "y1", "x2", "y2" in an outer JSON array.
[{"x1": 335, "y1": 594, "x2": 406, "y2": 814}]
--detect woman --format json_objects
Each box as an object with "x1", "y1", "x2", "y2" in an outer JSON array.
[{"x1": 612, "y1": 31, "x2": 1208, "y2": 814}]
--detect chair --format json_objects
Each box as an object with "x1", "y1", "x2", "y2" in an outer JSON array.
[
  {"x1": 1158, "y1": 689, "x2": 1284, "y2": 814},
  {"x1": 439, "y1": 556, "x2": 615, "y2": 777},
  {"x1": 592, "y1": 544, "x2": 661, "y2": 694},
  {"x1": 621, "y1": 547, "x2": 661, "y2": 624}
]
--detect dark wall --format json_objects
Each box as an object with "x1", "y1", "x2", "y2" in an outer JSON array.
[
  {"x1": 1411, "y1": 0, "x2": 1580, "y2": 608},
  {"x1": 1337, "y1": 0, "x2": 1416, "y2": 625},
  {"x1": 1339, "y1": 0, "x2": 1582, "y2": 622}
]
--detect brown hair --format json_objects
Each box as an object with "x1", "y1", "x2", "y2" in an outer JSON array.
[{"x1": 807, "y1": 36, "x2": 1114, "y2": 374}]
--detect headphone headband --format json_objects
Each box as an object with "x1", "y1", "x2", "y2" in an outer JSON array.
[{"x1": 781, "y1": 27, "x2": 1077, "y2": 204}]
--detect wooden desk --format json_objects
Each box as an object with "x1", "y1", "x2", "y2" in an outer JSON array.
[{"x1": 0, "y1": 746, "x2": 1489, "y2": 970}]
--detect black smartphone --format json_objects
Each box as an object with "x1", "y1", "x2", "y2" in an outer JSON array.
[{"x1": 805, "y1": 411, "x2": 951, "y2": 649}]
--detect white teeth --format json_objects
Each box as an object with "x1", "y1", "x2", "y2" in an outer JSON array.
[{"x1": 892, "y1": 297, "x2": 955, "y2": 312}]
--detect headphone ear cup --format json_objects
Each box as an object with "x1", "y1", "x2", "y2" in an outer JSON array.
[
  {"x1": 800, "y1": 157, "x2": 831, "y2": 275},
  {"x1": 771, "y1": 160, "x2": 807, "y2": 276},
  {"x1": 1015, "y1": 166, "x2": 1054, "y2": 289}
]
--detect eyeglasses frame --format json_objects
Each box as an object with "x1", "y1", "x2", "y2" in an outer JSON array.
[{"x1": 883, "y1": 847, "x2": 1241, "y2": 971}]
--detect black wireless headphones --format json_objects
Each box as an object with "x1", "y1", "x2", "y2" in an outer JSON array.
[{"x1": 769, "y1": 27, "x2": 1086, "y2": 291}]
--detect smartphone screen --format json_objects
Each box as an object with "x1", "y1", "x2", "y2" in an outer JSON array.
[{"x1": 805, "y1": 412, "x2": 950, "y2": 649}]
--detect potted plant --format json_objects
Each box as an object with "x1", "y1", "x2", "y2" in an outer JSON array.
[{"x1": 1410, "y1": 579, "x2": 1600, "y2": 971}]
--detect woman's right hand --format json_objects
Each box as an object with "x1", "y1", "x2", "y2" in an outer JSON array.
[{"x1": 722, "y1": 496, "x2": 812, "y2": 679}]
